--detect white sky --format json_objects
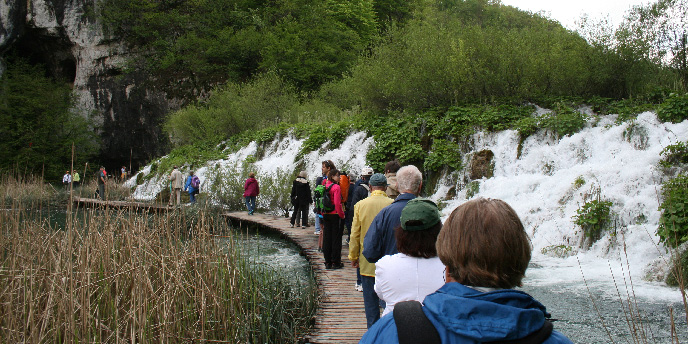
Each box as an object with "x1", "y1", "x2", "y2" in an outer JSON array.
[{"x1": 500, "y1": 0, "x2": 653, "y2": 29}]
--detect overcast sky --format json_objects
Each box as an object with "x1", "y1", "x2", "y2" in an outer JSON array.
[{"x1": 500, "y1": 0, "x2": 652, "y2": 29}]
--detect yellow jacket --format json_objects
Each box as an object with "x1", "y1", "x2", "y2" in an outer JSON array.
[{"x1": 348, "y1": 190, "x2": 393, "y2": 277}]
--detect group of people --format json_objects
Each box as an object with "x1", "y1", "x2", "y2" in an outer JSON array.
[
  {"x1": 62, "y1": 170, "x2": 81, "y2": 189},
  {"x1": 168, "y1": 166, "x2": 201, "y2": 206},
  {"x1": 293, "y1": 159, "x2": 572, "y2": 344}
]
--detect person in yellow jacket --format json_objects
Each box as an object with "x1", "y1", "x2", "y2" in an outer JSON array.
[{"x1": 348, "y1": 173, "x2": 393, "y2": 329}]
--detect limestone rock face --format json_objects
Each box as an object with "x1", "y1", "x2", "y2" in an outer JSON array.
[
  {"x1": 0, "y1": 0, "x2": 170, "y2": 169},
  {"x1": 469, "y1": 149, "x2": 495, "y2": 180}
]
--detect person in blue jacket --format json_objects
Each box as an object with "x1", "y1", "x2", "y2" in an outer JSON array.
[
  {"x1": 184, "y1": 171, "x2": 200, "y2": 204},
  {"x1": 362, "y1": 165, "x2": 423, "y2": 264},
  {"x1": 360, "y1": 198, "x2": 573, "y2": 344}
]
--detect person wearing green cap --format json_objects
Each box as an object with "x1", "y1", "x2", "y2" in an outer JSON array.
[
  {"x1": 349, "y1": 173, "x2": 394, "y2": 328},
  {"x1": 373, "y1": 198, "x2": 446, "y2": 318}
]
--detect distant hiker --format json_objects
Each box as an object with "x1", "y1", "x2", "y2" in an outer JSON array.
[
  {"x1": 350, "y1": 166, "x2": 374, "y2": 208},
  {"x1": 314, "y1": 160, "x2": 336, "y2": 235},
  {"x1": 362, "y1": 165, "x2": 422, "y2": 265},
  {"x1": 184, "y1": 171, "x2": 201, "y2": 204},
  {"x1": 62, "y1": 171, "x2": 72, "y2": 189},
  {"x1": 360, "y1": 198, "x2": 574, "y2": 344},
  {"x1": 72, "y1": 170, "x2": 80, "y2": 187},
  {"x1": 243, "y1": 172, "x2": 259, "y2": 215},
  {"x1": 97, "y1": 166, "x2": 107, "y2": 201},
  {"x1": 321, "y1": 168, "x2": 345, "y2": 269},
  {"x1": 384, "y1": 160, "x2": 401, "y2": 199},
  {"x1": 349, "y1": 173, "x2": 393, "y2": 328},
  {"x1": 374, "y1": 198, "x2": 445, "y2": 317},
  {"x1": 121, "y1": 166, "x2": 127, "y2": 181},
  {"x1": 290, "y1": 171, "x2": 313, "y2": 228},
  {"x1": 168, "y1": 166, "x2": 184, "y2": 206}
]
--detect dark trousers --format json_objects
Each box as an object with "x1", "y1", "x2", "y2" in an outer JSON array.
[
  {"x1": 290, "y1": 202, "x2": 309, "y2": 226},
  {"x1": 322, "y1": 214, "x2": 343, "y2": 265}
]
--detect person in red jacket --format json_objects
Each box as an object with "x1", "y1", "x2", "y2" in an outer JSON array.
[
  {"x1": 322, "y1": 168, "x2": 346, "y2": 269},
  {"x1": 243, "y1": 172, "x2": 260, "y2": 215}
]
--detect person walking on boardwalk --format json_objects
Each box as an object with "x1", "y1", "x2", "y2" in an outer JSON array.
[
  {"x1": 97, "y1": 166, "x2": 107, "y2": 201},
  {"x1": 348, "y1": 173, "x2": 393, "y2": 328},
  {"x1": 168, "y1": 166, "x2": 184, "y2": 206},
  {"x1": 62, "y1": 171, "x2": 72, "y2": 190},
  {"x1": 384, "y1": 160, "x2": 401, "y2": 199},
  {"x1": 184, "y1": 170, "x2": 201, "y2": 204},
  {"x1": 321, "y1": 168, "x2": 345, "y2": 269},
  {"x1": 373, "y1": 199, "x2": 446, "y2": 318},
  {"x1": 243, "y1": 172, "x2": 260, "y2": 215},
  {"x1": 290, "y1": 171, "x2": 312, "y2": 228},
  {"x1": 362, "y1": 165, "x2": 422, "y2": 265},
  {"x1": 72, "y1": 170, "x2": 80, "y2": 187},
  {"x1": 360, "y1": 198, "x2": 573, "y2": 344},
  {"x1": 314, "y1": 160, "x2": 336, "y2": 235}
]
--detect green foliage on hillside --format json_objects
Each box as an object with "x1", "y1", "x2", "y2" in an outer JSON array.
[
  {"x1": 100, "y1": 0, "x2": 381, "y2": 96},
  {"x1": 658, "y1": 174, "x2": 688, "y2": 247},
  {"x1": 658, "y1": 93, "x2": 688, "y2": 123},
  {"x1": 0, "y1": 57, "x2": 98, "y2": 181}
]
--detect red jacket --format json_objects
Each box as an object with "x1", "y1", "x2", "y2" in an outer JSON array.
[
  {"x1": 243, "y1": 177, "x2": 259, "y2": 197},
  {"x1": 323, "y1": 179, "x2": 345, "y2": 219}
]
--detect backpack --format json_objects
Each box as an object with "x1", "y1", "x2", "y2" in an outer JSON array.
[
  {"x1": 394, "y1": 300, "x2": 554, "y2": 344},
  {"x1": 191, "y1": 175, "x2": 200, "y2": 189},
  {"x1": 313, "y1": 183, "x2": 335, "y2": 213}
]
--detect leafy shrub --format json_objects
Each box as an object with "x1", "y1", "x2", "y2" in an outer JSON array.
[
  {"x1": 573, "y1": 199, "x2": 613, "y2": 241},
  {"x1": 540, "y1": 106, "x2": 588, "y2": 138},
  {"x1": 666, "y1": 248, "x2": 688, "y2": 288},
  {"x1": 658, "y1": 174, "x2": 688, "y2": 248},
  {"x1": 424, "y1": 139, "x2": 463, "y2": 172},
  {"x1": 659, "y1": 141, "x2": 688, "y2": 170},
  {"x1": 657, "y1": 93, "x2": 688, "y2": 123},
  {"x1": 573, "y1": 176, "x2": 586, "y2": 189}
]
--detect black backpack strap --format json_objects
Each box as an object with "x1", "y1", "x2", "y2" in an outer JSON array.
[
  {"x1": 394, "y1": 301, "x2": 441, "y2": 344},
  {"x1": 486, "y1": 320, "x2": 553, "y2": 344}
]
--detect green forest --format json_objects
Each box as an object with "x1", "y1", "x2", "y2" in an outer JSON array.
[{"x1": 1, "y1": 0, "x2": 687, "y2": 180}]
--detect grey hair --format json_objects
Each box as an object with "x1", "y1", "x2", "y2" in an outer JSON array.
[{"x1": 396, "y1": 165, "x2": 422, "y2": 194}]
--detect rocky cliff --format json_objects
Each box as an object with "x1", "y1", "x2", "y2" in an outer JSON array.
[{"x1": 0, "y1": 0, "x2": 170, "y2": 170}]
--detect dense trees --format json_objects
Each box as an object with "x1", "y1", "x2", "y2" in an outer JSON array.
[{"x1": 0, "y1": 57, "x2": 98, "y2": 180}]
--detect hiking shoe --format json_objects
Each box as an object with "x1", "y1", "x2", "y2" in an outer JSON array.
[
  {"x1": 289, "y1": 224, "x2": 295, "y2": 228},
  {"x1": 355, "y1": 284, "x2": 363, "y2": 292},
  {"x1": 301, "y1": 226, "x2": 306, "y2": 229},
  {"x1": 314, "y1": 231, "x2": 320, "y2": 235}
]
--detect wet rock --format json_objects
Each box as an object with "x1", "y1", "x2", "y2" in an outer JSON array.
[{"x1": 469, "y1": 149, "x2": 495, "y2": 180}]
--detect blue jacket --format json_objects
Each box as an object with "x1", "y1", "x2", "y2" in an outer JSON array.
[
  {"x1": 362, "y1": 193, "x2": 416, "y2": 263},
  {"x1": 360, "y1": 282, "x2": 573, "y2": 344},
  {"x1": 184, "y1": 176, "x2": 198, "y2": 194}
]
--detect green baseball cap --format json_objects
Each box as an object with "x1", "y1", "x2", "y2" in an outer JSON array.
[
  {"x1": 400, "y1": 198, "x2": 441, "y2": 231},
  {"x1": 369, "y1": 173, "x2": 388, "y2": 187}
]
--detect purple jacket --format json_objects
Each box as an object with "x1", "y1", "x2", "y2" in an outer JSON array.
[{"x1": 243, "y1": 177, "x2": 259, "y2": 197}]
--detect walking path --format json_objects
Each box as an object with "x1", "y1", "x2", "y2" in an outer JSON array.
[
  {"x1": 72, "y1": 196, "x2": 171, "y2": 212},
  {"x1": 223, "y1": 212, "x2": 367, "y2": 344}
]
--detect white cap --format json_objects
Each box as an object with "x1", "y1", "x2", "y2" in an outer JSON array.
[{"x1": 361, "y1": 167, "x2": 374, "y2": 176}]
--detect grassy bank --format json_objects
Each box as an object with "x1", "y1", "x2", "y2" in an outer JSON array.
[{"x1": 0, "y1": 198, "x2": 317, "y2": 342}]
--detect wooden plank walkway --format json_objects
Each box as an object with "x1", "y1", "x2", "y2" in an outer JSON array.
[
  {"x1": 224, "y1": 212, "x2": 367, "y2": 344},
  {"x1": 72, "y1": 196, "x2": 171, "y2": 212}
]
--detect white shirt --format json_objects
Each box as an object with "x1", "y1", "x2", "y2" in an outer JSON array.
[
  {"x1": 62, "y1": 174, "x2": 72, "y2": 183},
  {"x1": 374, "y1": 253, "x2": 446, "y2": 317}
]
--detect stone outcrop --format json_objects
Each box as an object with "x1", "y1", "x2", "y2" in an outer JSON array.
[
  {"x1": 469, "y1": 149, "x2": 494, "y2": 180},
  {"x1": 0, "y1": 0, "x2": 170, "y2": 169}
]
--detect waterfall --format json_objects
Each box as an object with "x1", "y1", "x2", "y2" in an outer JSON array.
[{"x1": 128, "y1": 111, "x2": 688, "y2": 301}]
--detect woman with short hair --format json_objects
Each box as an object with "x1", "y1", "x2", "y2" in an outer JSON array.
[
  {"x1": 361, "y1": 198, "x2": 573, "y2": 344},
  {"x1": 374, "y1": 198, "x2": 446, "y2": 317}
]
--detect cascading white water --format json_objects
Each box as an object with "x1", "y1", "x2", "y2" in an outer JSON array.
[{"x1": 129, "y1": 111, "x2": 688, "y2": 336}]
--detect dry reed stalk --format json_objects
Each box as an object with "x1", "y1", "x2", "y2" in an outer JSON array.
[{"x1": 4, "y1": 199, "x2": 317, "y2": 342}]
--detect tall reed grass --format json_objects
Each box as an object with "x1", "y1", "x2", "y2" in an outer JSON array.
[{"x1": 0, "y1": 201, "x2": 317, "y2": 342}]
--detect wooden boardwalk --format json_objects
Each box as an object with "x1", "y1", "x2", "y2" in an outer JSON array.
[
  {"x1": 72, "y1": 196, "x2": 171, "y2": 212},
  {"x1": 224, "y1": 212, "x2": 367, "y2": 344}
]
